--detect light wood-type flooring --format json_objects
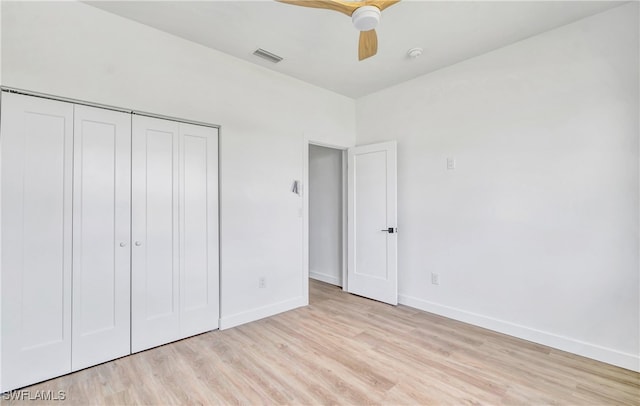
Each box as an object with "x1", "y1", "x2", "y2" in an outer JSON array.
[{"x1": 2, "y1": 279, "x2": 639, "y2": 405}]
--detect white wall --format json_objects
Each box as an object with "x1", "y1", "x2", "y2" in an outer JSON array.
[
  {"x1": 356, "y1": 3, "x2": 639, "y2": 371},
  {"x1": 0, "y1": 2, "x2": 3, "y2": 85},
  {"x1": 0, "y1": 1, "x2": 356, "y2": 328},
  {"x1": 309, "y1": 145, "x2": 343, "y2": 286}
]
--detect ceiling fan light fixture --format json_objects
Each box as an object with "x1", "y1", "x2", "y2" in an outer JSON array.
[
  {"x1": 351, "y1": 6, "x2": 381, "y2": 31},
  {"x1": 276, "y1": 0, "x2": 400, "y2": 61}
]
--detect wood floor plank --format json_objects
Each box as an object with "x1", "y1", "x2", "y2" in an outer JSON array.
[{"x1": 2, "y1": 279, "x2": 638, "y2": 405}]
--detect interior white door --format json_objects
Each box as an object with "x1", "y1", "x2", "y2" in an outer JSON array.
[
  {"x1": 0, "y1": 93, "x2": 74, "y2": 391},
  {"x1": 347, "y1": 141, "x2": 397, "y2": 305},
  {"x1": 178, "y1": 123, "x2": 219, "y2": 336},
  {"x1": 131, "y1": 115, "x2": 181, "y2": 353},
  {"x1": 72, "y1": 105, "x2": 131, "y2": 370}
]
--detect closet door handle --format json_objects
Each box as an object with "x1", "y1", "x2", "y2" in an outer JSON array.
[
  {"x1": 119, "y1": 242, "x2": 128, "y2": 247},
  {"x1": 380, "y1": 227, "x2": 396, "y2": 234},
  {"x1": 135, "y1": 241, "x2": 142, "y2": 247}
]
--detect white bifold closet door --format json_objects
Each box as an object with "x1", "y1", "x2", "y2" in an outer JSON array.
[
  {"x1": 71, "y1": 105, "x2": 131, "y2": 371},
  {"x1": 0, "y1": 93, "x2": 74, "y2": 391},
  {"x1": 131, "y1": 115, "x2": 219, "y2": 353}
]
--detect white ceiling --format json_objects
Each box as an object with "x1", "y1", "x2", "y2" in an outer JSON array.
[{"x1": 87, "y1": 0, "x2": 624, "y2": 98}]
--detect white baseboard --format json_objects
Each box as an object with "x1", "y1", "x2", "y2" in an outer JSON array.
[
  {"x1": 219, "y1": 296, "x2": 306, "y2": 330},
  {"x1": 309, "y1": 270, "x2": 342, "y2": 287},
  {"x1": 399, "y1": 294, "x2": 640, "y2": 372}
]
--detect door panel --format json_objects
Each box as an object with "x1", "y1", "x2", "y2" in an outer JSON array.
[
  {"x1": 143, "y1": 129, "x2": 177, "y2": 317},
  {"x1": 179, "y1": 123, "x2": 219, "y2": 336},
  {"x1": 72, "y1": 105, "x2": 131, "y2": 371},
  {"x1": 347, "y1": 141, "x2": 397, "y2": 305},
  {"x1": 354, "y1": 151, "x2": 388, "y2": 280},
  {"x1": 131, "y1": 115, "x2": 181, "y2": 353},
  {"x1": 1, "y1": 93, "x2": 73, "y2": 391}
]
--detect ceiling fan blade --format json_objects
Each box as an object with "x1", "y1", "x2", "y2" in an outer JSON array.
[
  {"x1": 358, "y1": 29, "x2": 378, "y2": 61},
  {"x1": 367, "y1": 0, "x2": 401, "y2": 12},
  {"x1": 276, "y1": 0, "x2": 361, "y2": 16}
]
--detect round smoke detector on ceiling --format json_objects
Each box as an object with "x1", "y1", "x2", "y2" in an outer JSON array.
[
  {"x1": 351, "y1": 6, "x2": 381, "y2": 31},
  {"x1": 407, "y1": 47, "x2": 423, "y2": 58}
]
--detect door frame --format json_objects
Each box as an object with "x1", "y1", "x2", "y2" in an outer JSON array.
[{"x1": 302, "y1": 136, "x2": 350, "y2": 305}]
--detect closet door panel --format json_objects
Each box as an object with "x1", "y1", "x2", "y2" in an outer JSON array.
[
  {"x1": 1, "y1": 93, "x2": 73, "y2": 392},
  {"x1": 131, "y1": 115, "x2": 180, "y2": 353},
  {"x1": 72, "y1": 105, "x2": 131, "y2": 371},
  {"x1": 144, "y1": 131, "x2": 175, "y2": 315},
  {"x1": 179, "y1": 123, "x2": 219, "y2": 336}
]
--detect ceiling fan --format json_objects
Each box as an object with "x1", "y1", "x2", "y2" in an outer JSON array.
[{"x1": 276, "y1": 0, "x2": 400, "y2": 61}]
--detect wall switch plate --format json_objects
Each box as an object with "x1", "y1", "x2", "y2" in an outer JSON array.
[
  {"x1": 431, "y1": 272, "x2": 440, "y2": 285},
  {"x1": 447, "y1": 157, "x2": 456, "y2": 170}
]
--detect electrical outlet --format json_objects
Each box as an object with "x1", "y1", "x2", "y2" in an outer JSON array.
[
  {"x1": 259, "y1": 277, "x2": 266, "y2": 288},
  {"x1": 431, "y1": 272, "x2": 440, "y2": 285}
]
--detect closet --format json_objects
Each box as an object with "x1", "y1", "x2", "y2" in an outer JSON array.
[
  {"x1": 131, "y1": 115, "x2": 219, "y2": 353},
  {"x1": 0, "y1": 91, "x2": 219, "y2": 393}
]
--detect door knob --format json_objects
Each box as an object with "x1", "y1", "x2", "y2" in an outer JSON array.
[
  {"x1": 119, "y1": 242, "x2": 127, "y2": 247},
  {"x1": 135, "y1": 241, "x2": 142, "y2": 246}
]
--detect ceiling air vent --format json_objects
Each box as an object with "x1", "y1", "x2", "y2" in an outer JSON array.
[{"x1": 253, "y1": 48, "x2": 283, "y2": 64}]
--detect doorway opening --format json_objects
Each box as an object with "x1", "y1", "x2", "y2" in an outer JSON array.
[
  {"x1": 307, "y1": 144, "x2": 347, "y2": 292},
  {"x1": 303, "y1": 140, "x2": 398, "y2": 306}
]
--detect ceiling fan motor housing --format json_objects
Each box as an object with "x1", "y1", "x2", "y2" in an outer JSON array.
[{"x1": 352, "y1": 5, "x2": 381, "y2": 31}]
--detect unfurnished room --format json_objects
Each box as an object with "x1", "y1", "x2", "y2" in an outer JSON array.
[{"x1": 0, "y1": 0, "x2": 638, "y2": 404}]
